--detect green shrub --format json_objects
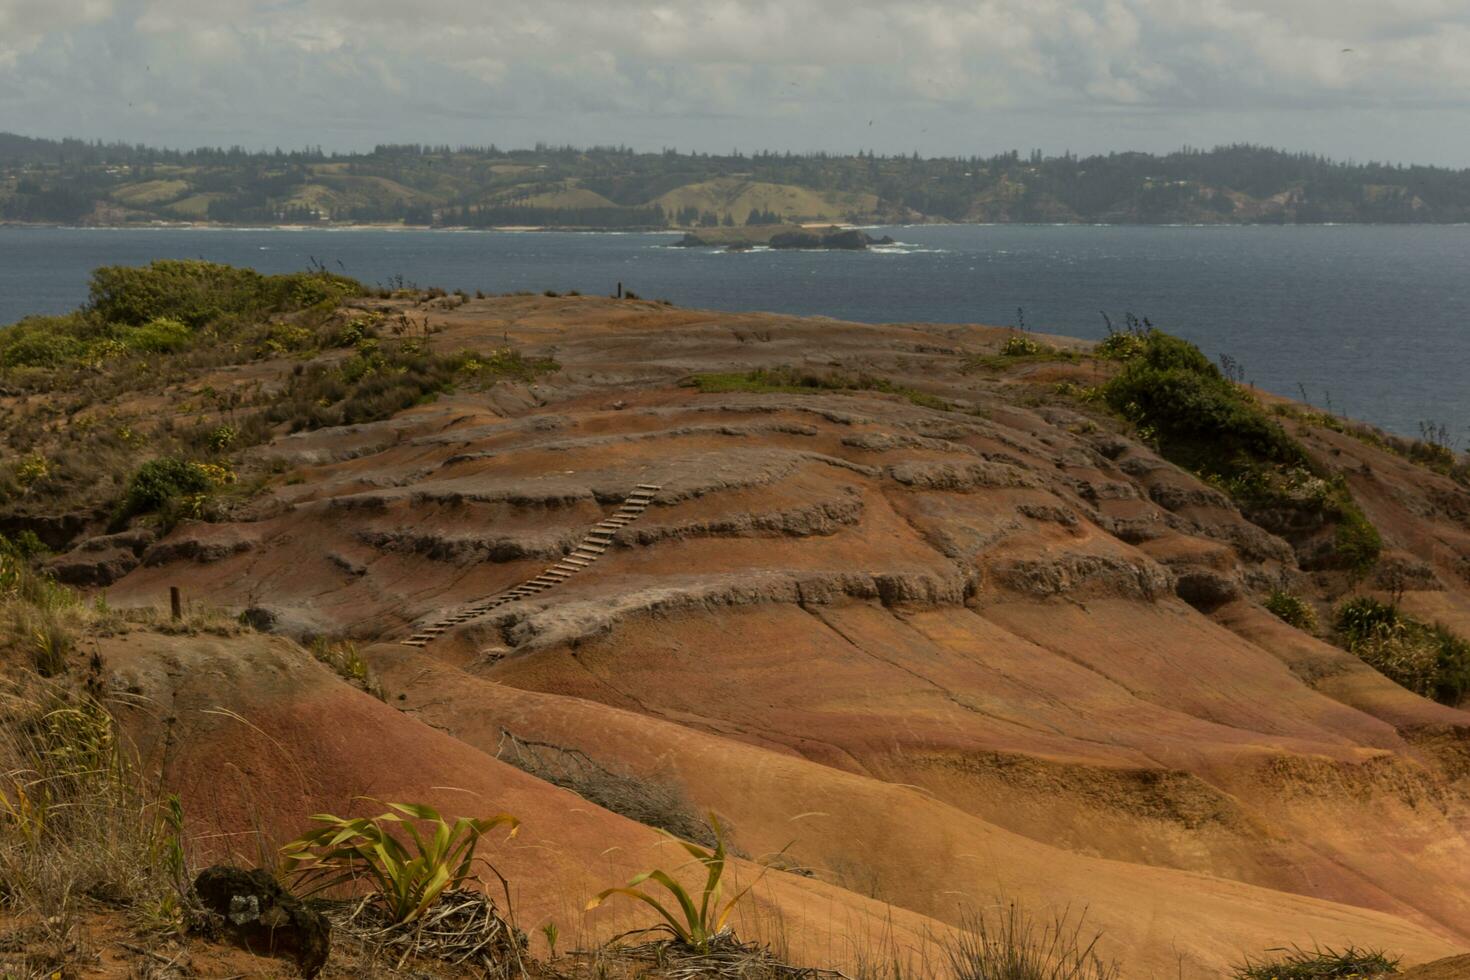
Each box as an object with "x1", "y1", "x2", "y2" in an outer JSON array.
[
  {"x1": 1335, "y1": 596, "x2": 1401, "y2": 645},
  {"x1": 118, "y1": 457, "x2": 215, "y2": 521},
  {"x1": 1000, "y1": 334, "x2": 1044, "y2": 356},
  {"x1": 1335, "y1": 597, "x2": 1470, "y2": 706},
  {"x1": 1102, "y1": 330, "x2": 1380, "y2": 573},
  {"x1": 122, "y1": 317, "x2": 191, "y2": 354},
  {"x1": 1265, "y1": 590, "x2": 1318, "y2": 631},
  {"x1": 87, "y1": 260, "x2": 363, "y2": 329},
  {"x1": 0, "y1": 317, "x2": 89, "y2": 368},
  {"x1": 1233, "y1": 944, "x2": 1397, "y2": 980},
  {"x1": 1094, "y1": 332, "x2": 1146, "y2": 361},
  {"x1": 1333, "y1": 502, "x2": 1383, "y2": 575},
  {"x1": 0, "y1": 530, "x2": 49, "y2": 560},
  {"x1": 1102, "y1": 332, "x2": 1304, "y2": 474},
  {"x1": 264, "y1": 344, "x2": 557, "y2": 434}
]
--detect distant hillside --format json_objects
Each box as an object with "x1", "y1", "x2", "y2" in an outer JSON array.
[{"x1": 3, "y1": 135, "x2": 1469, "y2": 227}]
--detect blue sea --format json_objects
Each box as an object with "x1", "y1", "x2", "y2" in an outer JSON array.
[{"x1": 2, "y1": 224, "x2": 1467, "y2": 439}]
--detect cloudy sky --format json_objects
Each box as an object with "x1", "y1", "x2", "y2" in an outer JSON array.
[{"x1": 2, "y1": 0, "x2": 1468, "y2": 163}]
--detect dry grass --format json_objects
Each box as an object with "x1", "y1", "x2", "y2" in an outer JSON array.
[
  {"x1": 943, "y1": 903, "x2": 1118, "y2": 980},
  {"x1": 571, "y1": 933, "x2": 845, "y2": 980},
  {"x1": 0, "y1": 682, "x2": 190, "y2": 973},
  {"x1": 311, "y1": 636, "x2": 385, "y2": 699},
  {"x1": 322, "y1": 887, "x2": 528, "y2": 978},
  {"x1": 497, "y1": 730, "x2": 715, "y2": 847}
]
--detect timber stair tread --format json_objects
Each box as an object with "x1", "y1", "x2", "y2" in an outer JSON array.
[{"x1": 401, "y1": 484, "x2": 661, "y2": 647}]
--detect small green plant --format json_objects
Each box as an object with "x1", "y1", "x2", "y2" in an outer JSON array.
[
  {"x1": 15, "y1": 452, "x2": 49, "y2": 489},
  {"x1": 586, "y1": 813, "x2": 760, "y2": 953},
  {"x1": 309, "y1": 637, "x2": 383, "y2": 699},
  {"x1": 1333, "y1": 502, "x2": 1383, "y2": 576},
  {"x1": 1265, "y1": 590, "x2": 1318, "y2": 632},
  {"x1": 1000, "y1": 334, "x2": 1044, "y2": 357},
  {"x1": 1232, "y1": 944, "x2": 1398, "y2": 980},
  {"x1": 280, "y1": 801, "x2": 519, "y2": 923},
  {"x1": 542, "y1": 921, "x2": 560, "y2": 958},
  {"x1": 1094, "y1": 332, "x2": 1146, "y2": 361},
  {"x1": 206, "y1": 424, "x2": 238, "y2": 453},
  {"x1": 30, "y1": 615, "x2": 74, "y2": 677}
]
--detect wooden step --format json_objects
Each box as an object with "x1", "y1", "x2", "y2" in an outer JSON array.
[{"x1": 405, "y1": 484, "x2": 660, "y2": 647}]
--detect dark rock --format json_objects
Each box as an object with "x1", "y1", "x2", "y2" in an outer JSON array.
[
  {"x1": 44, "y1": 528, "x2": 160, "y2": 586},
  {"x1": 75, "y1": 529, "x2": 157, "y2": 555},
  {"x1": 240, "y1": 606, "x2": 278, "y2": 632},
  {"x1": 769, "y1": 230, "x2": 824, "y2": 249},
  {"x1": 1173, "y1": 567, "x2": 1241, "y2": 610},
  {"x1": 670, "y1": 232, "x2": 709, "y2": 247},
  {"x1": 142, "y1": 536, "x2": 255, "y2": 566},
  {"x1": 818, "y1": 229, "x2": 872, "y2": 250},
  {"x1": 0, "y1": 512, "x2": 97, "y2": 552},
  {"x1": 193, "y1": 866, "x2": 330, "y2": 978},
  {"x1": 768, "y1": 228, "x2": 874, "y2": 250},
  {"x1": 45, "y1": 547, "x2": 139, "y2": 586}
]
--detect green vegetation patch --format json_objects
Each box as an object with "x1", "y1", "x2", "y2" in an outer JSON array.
[
  {"x1": 690, "y1": 366, "x2": 952, "y2": 411},
  {"x1": 965, "y1": 333, "x2": 1082, "y2": 372},
  {"x1": 1233, "y1": 945, "x2": 1398, "y2": 980},
  {"x1": 1100, "y1": 330, "x2": 1380, "y2": 573},
  {"x1": 1336, "y1": 597, "x2": 1470, "y2": 706},
  {"x1": 88, "y1": 259, "x2": 363, "y2": 328},
  {"x1": 0, "y1": 261, "x2": 366, "y2": 373},
  {"x1": 265, "y1": 342, "x2": 557, "y2": 435},
  {"x1": 1265, "y1": 589, "x2": 1318, "y2": 632},
  {"x1": 116, "y1": 457, "x2": 236, "y2": 528}
]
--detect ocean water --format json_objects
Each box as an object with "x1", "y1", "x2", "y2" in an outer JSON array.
[{"x1": 1, "y1": 224, "x2": 1467, "y2": 439}]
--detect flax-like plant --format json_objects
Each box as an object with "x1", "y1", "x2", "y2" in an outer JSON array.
[
  {"x1": 280, "y1": 801, "x2": 519, "y2": 923},
  {"x1": 586, "y1": 813, "x2": 760, "y2": 953}
]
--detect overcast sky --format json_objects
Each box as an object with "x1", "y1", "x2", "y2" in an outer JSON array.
[{"x1": 2, "y1": 1, "x2": 1468, "y2": 164}]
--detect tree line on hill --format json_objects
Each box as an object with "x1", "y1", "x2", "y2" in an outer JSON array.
[{"x1": 3, "y1": 133, "x2": 1470, "y2": 227}]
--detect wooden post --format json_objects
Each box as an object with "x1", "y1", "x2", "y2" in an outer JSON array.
[
  {"x1": 616, "y1": 281, "x2": 623, "y2": 299},
  {"x1": 170, "y1": 586, "x2": 182, "y2": 622}
]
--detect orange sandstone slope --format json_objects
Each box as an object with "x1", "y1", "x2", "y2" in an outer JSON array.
[{"x1": 92, "y1": 296, "x2": 1470, "y2": 976}]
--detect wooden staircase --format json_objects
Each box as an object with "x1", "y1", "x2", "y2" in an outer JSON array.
[{"x1": 401, "y1": 484, "x2": 661, "y2": 648}]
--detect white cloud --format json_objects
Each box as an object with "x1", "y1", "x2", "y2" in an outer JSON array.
[{"x1": 0, "y1": 0, "x2": 1467, "y2": 160}]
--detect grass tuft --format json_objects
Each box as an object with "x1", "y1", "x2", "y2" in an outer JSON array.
[
  {"x1": 1232, "y1": 944, "x2": 1398, "y2": 980},
  {"x1": 1335, "y1": 597, "x2": 1470, "y2": 706},
  {"x1": 1265, "y1": 590, "x2": 1318, "y2": 632},
  {"x1": 944, "y1": 902, "x2": 1119, "y2": 980},
  {"x1": 689, "y1": 366, "x2": 952, "y2": 411}
]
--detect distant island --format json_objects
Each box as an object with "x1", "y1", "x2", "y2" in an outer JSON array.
[
  {"x1": 4, "y1": 133, "x2": 1469, "y2": 228},
  {"x1": 670, "y1": 225, "x2": 896, "y2": 250}
]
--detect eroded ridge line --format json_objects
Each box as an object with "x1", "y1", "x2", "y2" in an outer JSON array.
[{"x1": 401, "y1": 484, "x2": 661, "y2": 647}]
